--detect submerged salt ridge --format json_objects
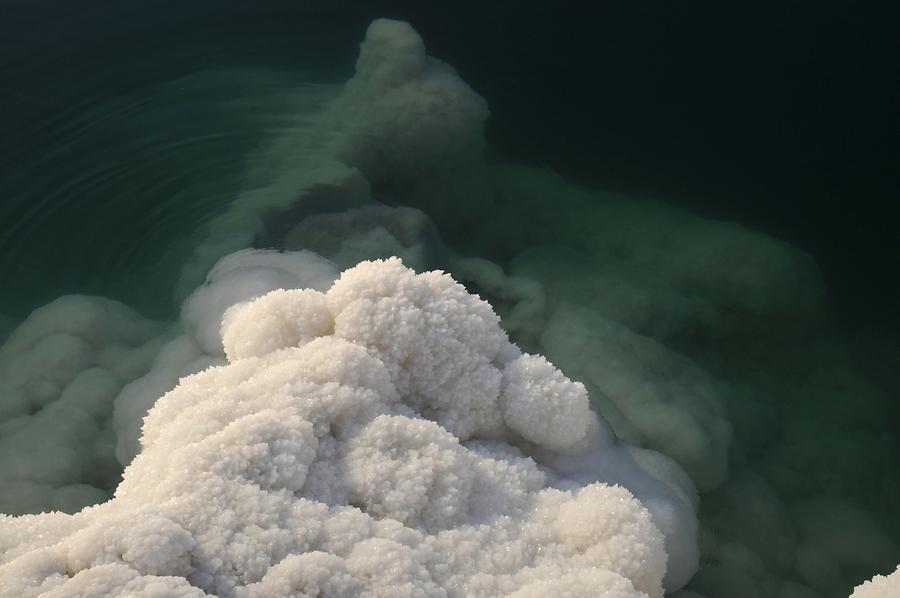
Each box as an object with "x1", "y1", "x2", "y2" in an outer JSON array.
[{"x1": 0, "y1": 17, "x2": 897, "y2": 598}]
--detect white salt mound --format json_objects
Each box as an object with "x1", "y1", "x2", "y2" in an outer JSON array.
[{"x1": 0, "y1": 258, "x2": 698, "y2": 597}]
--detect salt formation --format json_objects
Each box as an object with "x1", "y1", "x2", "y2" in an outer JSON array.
[
  {"x1": 0, "y1": 250, "x2": 340, "y2": 514},
  {"x1": 538, "y1": 306, "x2": 730, "y2": 491},
  {"x1": 850, "y1": 565, "x2": 900, "y2": 598},
  {"x1": 113, "y1": 249, "x2": 340, "y2": 465},
  {"x1": 0, "y1": 258, "x2": 699, "y2": 597},
  {"x1": 462, "y1": 167, "x2": 900, "y2": 597},
  {"x1": 175, "y1": 18, "x2": 488, "y2": 300},
  {"x1": 281, "y1": 203, "x2": 547, "y2": 345},
  {"x1": 1, "y1": 14, "x2": 897, "y2": 598},
  {"x1": 0, "y1": 297, "x2": 161, "y2": 514}
]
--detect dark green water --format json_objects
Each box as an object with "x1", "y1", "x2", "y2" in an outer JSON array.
[
  {"x1": 0, "y1": 2, "x2": 897, "y2": 597},
  {"x1": 0, "y1": 2, "x2": 359, "y2": 318}
]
